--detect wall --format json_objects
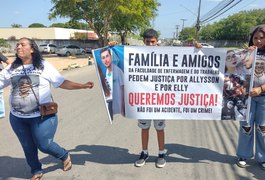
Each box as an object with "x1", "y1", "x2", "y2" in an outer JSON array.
[{"x1": 4, "y1": 39, "x2": 100, "y2": 53}]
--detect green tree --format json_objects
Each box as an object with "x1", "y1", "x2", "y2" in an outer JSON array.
[
  {"x1": 28, "y1": 23, "x2": 46, "y2": 28},
  {"x1": 72, "y1": 32, "x2": 88, "y2": 40},
  {"x1": 65, "y1": 21, "x2": 90, "y2": 30},
  {"x1": 49, "y1": 23, "x2": 67, "y2": 28},
  {"x1": 11, "y1": 24, "x2": 22, "y2": 28},
  {"x1": 199, "y1": 9, "x2": 265, "y2": 41},
  {"x1": 179, "y1": 27, "x2": 197, "y2": 42},
  {"x1": 49, "y1": 0, "x2": 159, "y2": 46},
  {"x1": 0, "y1": 38, "x2": 10, "y2": 47},
  {"x1": 49, "y1": 0, "x2": 117, "y2": 46},
  {"x1": 50, "y1": 21, "x2": 90, "y2": 30},
  {"x1": 111, "y1": 0, "x2": 160, "y2": 44}
]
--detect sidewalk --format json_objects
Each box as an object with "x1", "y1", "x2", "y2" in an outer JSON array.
[
  {"x1": 44, "y1": 55, "x2": 93, "y2": 71},
  {"x1": 4, "y1": 54, "x2": 93, "y2": 71}
]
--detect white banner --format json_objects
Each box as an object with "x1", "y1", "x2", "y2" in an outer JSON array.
[{"x1": 93, "y1": 46, "x2": 254, "y2": 122}]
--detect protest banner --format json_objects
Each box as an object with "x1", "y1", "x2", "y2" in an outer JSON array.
[{"x1": 93, "y1": 46, "x2": 255, "y2": 122}]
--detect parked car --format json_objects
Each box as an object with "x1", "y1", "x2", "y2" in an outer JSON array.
[
  {"x1": 200, "y1": 43, "x2": 214, "y2": 48},
  {"x1": 56, "y1": 45, "x2": 86, "y2": 56},
  {"x1": 39, "y1": 44, "x2": 57, "y2": 54},
  {"x1": 85, "y1": 47, "x2": 94, "y2": 54}
]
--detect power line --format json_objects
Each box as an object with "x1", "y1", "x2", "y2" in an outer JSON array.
[
  {"x1": 196, "y1": 0, "x2": 246, "y2": 26},
  {"x1": 200, "y1": 0, "x2": 235, "y2": 22},
  {"x1": 202, "y1": 0, "x2": 243, "y2": 24},
  {"x1": 200, "y1": 0, "x2": 235, "y2": 23}
]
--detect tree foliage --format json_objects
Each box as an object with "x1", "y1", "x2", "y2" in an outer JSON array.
[
  {"x1": 49, "y1": 23, "x2": 67, "y2": 28},
  {"x1": 49, "y1": 0, "x2": 159, "y2": 46},
  {"x1": 179, "y1": 27, "x2": 197, "y2": 42},
  {"x1": 111, "y1": 0, "x2": 159, "y2": 44},
  {"x1": 72, "y1": 32, "x2": 88, "y2": 40},
  {"x1": 0, "y1": 38, "x2": 10, "y2": 48},
  {"x1": 28, "y1": 23, "x2": 46, "y2": 28},
  {"x1": 11, "y1": 24, "x2": 22, "y2": 28},
  {"x1": 199, "y1": 9, "x2": 265, "y2": 41}
]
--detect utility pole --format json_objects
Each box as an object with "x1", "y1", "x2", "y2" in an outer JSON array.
[
  {"x1": 180, "y1": 19, "x2": 187, "y2": 42},
  {"x1": 176, "y1": 25, "x2": 179, "y2": 39},
  {"x1": 180, "y1": 19, "x2": 187, "y2": 32}
]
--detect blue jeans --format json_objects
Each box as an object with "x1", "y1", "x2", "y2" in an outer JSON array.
[
  {"x1": 10, "y1": 113, "x2": 68, "y2": 175},
  {"x1": 237, "y1": 96, "x2": 265, "y2": 162}
]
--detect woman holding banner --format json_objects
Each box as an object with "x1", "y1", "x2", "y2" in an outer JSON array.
[{"x1": 236, "y1": 25, "x2": 265, "y2": 170}]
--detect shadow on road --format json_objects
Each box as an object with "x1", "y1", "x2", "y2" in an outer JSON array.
[
  {"x1": 69, "y1": 144, "x2": 138, "y2": 165},
  {"x1": 1, "y1": 144, "x2": 264, "y2": 179},
  {"x1": 0, "y1": 156, "x2": 30, "y2": 179},
  {"x1": 165, "y1": 143, "x2": 235, "y2": 164}
]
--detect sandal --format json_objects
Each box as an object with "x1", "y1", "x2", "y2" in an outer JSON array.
[
  {"x1": 63, "y1": 154, "x2": 72, "y2": 171},
  {"x1": 30, "y1": 173, "x2": 43, "y2": 180}
]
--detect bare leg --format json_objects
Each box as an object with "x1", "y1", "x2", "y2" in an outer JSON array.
[
  {"x1": 142, "y1": 128, "x2": 149, "y2": 150},
  {"x1": 157, "y1": 129, "x2": 165, "y2": 151}
]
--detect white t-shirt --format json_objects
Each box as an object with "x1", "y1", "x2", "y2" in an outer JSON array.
[
  {"x1": 0, "y1": 60, "x2": 64, "y2": 118},
  {"x1": 105, "y1": 68, "x2": 113, "y2": 101}
]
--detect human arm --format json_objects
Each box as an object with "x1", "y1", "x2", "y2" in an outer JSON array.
[
  {"x1": 194, "y1": 41, "x2": 203, "y2": 48},
  {"x1": 108, "y1": 41, "x2": 118, "y2": 46},
  {"x1": 0, "y1": 52, "x2": 12, "y2": 70},
  {"x1": 59, "y1": 80, "x2": 94, "y2": 90},
  {"x1": 0, "y1": 52, "x2": 12, "y2": 65},
  {"x1": 4, "y1": 58, "x2": 12, "y2": 65},
  {"x1": 250, "y1": 84, "x2": 264, "y2": 97}
]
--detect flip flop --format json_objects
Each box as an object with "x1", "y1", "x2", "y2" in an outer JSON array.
[{"x1": 63, "y1": 154, "x2": 72, "y2": 171}]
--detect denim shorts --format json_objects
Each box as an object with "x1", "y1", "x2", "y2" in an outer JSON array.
[{"x1": 138, "y1": 119, "x2": 165, "y2": 130}]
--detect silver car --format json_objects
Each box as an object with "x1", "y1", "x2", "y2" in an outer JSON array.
[
  {"x1": 39, "y1": 44, "x2": 57, "y2": 54},
  {"x1": 56, "y1": 45, "x2": 86, "y2": 56}
]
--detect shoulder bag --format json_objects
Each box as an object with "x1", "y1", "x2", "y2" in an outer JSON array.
[{"x1": 22, "y1": 65, "x2": 58, "y2": 118}]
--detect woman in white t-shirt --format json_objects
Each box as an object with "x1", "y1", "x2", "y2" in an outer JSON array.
[{"x1": 0, "y1": 37, "x2": 94, "y2": 180}]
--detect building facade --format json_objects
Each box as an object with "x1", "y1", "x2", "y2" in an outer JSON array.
[{"x1": 0, "y1": 27, "x2": 98, "y2": 40}]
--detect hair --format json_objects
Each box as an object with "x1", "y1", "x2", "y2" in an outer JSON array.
[
  {"x1": 142, "y1": 28, "x2": 158, "y2": 39},
  {"x1": 248, "y1": 25, "x2": 265, "y2": 48},
  {"x1": 226, "y1": 49, "x2": 235, "y2": 55},
  {"x1": 11, "y1": 37, "x2": 44, "y2": 70},
  {"x1": 18, "y1": 75, "x2": 32, "y2": 85},
  {"x1": 100, "y1": 47, "x2": 111, "y2": 56}
]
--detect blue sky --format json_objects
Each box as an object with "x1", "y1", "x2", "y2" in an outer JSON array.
[
  {"x1": 154, "y1": 0, "x2": 265, "y2": 38},
  {"x1": 0, "y1": 0, "x2": 264, "y2": 38}
]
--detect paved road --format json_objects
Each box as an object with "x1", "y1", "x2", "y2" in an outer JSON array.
[{"x1": 0, "y1": 65, "x2": 263, "y2": 180}]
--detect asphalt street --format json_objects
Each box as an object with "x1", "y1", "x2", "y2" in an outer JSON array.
[{"x1": 0, "y1": 65, "x2": 263, "y2": 180}]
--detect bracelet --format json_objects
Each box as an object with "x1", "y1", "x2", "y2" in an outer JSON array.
[{"x1": 261, "y1": 86, "x2": 264, "y2": 92}]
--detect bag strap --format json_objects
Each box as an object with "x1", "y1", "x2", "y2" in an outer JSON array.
[{"x1": 21, "y1": 65, "x2": 54, "y2": 105}]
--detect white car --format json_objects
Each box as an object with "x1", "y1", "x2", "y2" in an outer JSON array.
[
  {"x1": 200, "y1": 43, "x2": 214, "y2": 48},
  {"x1": 39, "y1": 44, "x2": 57, "y2": 54}
]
